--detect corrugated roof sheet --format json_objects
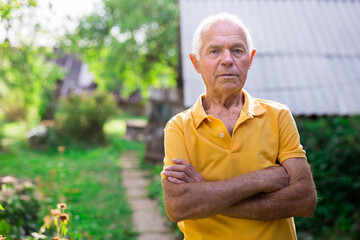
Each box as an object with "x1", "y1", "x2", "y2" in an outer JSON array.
[{"x1": 180, "y1": 0, "x2": 360, "y2": 115}]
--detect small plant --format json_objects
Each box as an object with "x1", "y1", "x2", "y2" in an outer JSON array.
[
  {"x1": 55, "y1": 91, "x2": 117, "y2": 144},
  {"x1": 0, "y1": 176, "x2": 41, "y2": 239},
  {"x1": 0, "y1": 109, "x2": 4, "y2": 149},
  {"x1": 31, "y1": 203, "x2": 70, "y2": 240}
]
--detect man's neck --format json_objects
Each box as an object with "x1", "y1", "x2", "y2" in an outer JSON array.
[
  {"x1": 203, "y1": 90, "x2": 244, "y2": 112},
  {"x1": 202, "y1": 90, "x2": 245, "y2": 136}
]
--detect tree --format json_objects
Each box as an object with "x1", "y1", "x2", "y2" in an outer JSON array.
[
  {"x1": 0, "y1": 0, "x2": 37, "y2": 43},
  {"x1": 0, "y1": 0, "x2": 64, "y2": 125},
  {"x1": 62, "y1": 0, "x2": 180, "y2": 97}
]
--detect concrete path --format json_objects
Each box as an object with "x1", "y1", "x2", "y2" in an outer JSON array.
[{"x1": 121, "y1": 151, "x2": 175, "y2": 240}]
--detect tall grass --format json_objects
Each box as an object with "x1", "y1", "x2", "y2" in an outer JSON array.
[{"x1": 0, "y1": 117, "x2": 144, "y2": 239}]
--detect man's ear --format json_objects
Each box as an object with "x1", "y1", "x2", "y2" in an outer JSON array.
[
  {"x1": 248, "y1": 49, "x2": 256, "y2": 70},
  {"x1": 189, "y1": 53, "x2": 201, "y2": 73}
]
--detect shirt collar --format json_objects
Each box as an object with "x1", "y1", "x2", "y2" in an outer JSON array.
[
  {"x1": 191, "y1": 93, "x2": 208, "y2": 128},
  {"x1": 242, "y1": 89, "x2": 266, "y2": 117},
  {"x1": 191, "y1": 89, "x2": 266, "y2": 128}
]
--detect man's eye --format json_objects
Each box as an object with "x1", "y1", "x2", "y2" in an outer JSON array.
[
  {"x1": 210, "y1": 49, "x2": 218, "y2": 54},
  {"x1": 233, "y1": 49, "x2": 243, "y2": 53}
]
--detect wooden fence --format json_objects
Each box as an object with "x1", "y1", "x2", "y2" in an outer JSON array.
[{"x1": 144, "y1": 88, "x2": 184, "y2": 163}]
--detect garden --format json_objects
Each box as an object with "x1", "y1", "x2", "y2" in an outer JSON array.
[
  {"x1": 0, "y1": 102, "x2": 145, "y2": 239},
  {"x1": 1, "y1": 0, "x2": 360, "y2": 240}
]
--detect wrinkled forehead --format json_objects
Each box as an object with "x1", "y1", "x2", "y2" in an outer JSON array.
[
  {"x1": 201, "y1": 21, "x2": 248, "y2": 48},
  {"x1": 203, "y1": 20, "x2": 244, "y2": 34}
]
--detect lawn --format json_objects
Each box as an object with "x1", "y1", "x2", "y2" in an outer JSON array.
[{"x1": 0, "y1": 117, "x2": 145, "y2": 239}]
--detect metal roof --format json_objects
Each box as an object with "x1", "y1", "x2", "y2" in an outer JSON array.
[{"x1": 180, "y1": 0, "x2": 360, "y2": 115}]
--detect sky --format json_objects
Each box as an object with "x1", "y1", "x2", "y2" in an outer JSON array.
[
  {"x1": 39, "y1": 0, "x2": 102, "y2": 20},
  {"x1": 0, "y1": 0, "x2": 103, "y2": 46}
]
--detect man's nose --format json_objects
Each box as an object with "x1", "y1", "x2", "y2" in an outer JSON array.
[{"x1": 220, "y1": 50, "x2": 234, "y2": 66}]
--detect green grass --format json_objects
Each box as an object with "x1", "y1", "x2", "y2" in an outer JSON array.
[{"x1": 0, "y1": 118, "x2": 145, "y2": 240}]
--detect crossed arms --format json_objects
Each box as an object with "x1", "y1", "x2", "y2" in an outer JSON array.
[{"x1": 162, "y1": 157, "x2": 317, "y2": 223}]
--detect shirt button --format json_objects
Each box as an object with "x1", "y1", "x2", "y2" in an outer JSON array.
[{"x1": 220, "y1": 132, "x2": 225, "y2": 138}]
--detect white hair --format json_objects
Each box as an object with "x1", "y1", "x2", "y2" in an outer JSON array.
[{"x1": 192, "y1": 12, "x2": 253, "y2": 59}]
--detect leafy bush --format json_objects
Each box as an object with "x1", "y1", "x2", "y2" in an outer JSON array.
[
  {"x1": 0, "y1": 91, "x2": 26, "y2": 122},
  {"x1": 55, "y1": 92, "x2": 117, "y2": 144},
  {"x1": 0, "y1": 44, "x2": 65, "y2": 126},
  {"x1": 0, "y1": 176, "x2": 42, "y2": 240},
  {"x1": 0, "y1": 110, "x2": 4, "y2": 149},
  {"x1": 295, "y1": 116, "x2": 360, "y2": 240}
]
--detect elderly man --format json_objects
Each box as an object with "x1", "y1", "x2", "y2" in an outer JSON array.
[{"x1": 161, "y1": 12, "x2": 317, "y2": 239}]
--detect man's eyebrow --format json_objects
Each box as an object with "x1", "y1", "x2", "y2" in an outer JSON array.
[
  {"x1": 231, "y1": 43, "x2": 246, "y2": 48},
  {"x1": 206, "y1": 42, "x2": 246, "y2": 50},
  {"x1": 206, "y1": 44, "x2": 220, "y2": 50}
]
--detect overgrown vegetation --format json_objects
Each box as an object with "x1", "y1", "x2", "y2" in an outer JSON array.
[
  {"x1": 62, "y1": 0, "x2": 179, "y2": 97},
  {"x1": 0, "y1": 0, "x2": 65, "y2": 126},
  {"x1": 0, "y1": 116, "x2": 144, "y2": 240},
  {"x1": 55, "y1": 92, "x2": 117, "y2": 145},
  {"x1": 0, "y1": 44, "x2": 65, "y2": 125},
  {"x1": 0, "y1": 176, "x2": 41, "y2": 240},
  {"x1": 295, "y1": 116, "x2": 360, "y2": 240}
]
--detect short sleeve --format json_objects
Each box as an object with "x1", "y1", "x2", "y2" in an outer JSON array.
[
  {"x1": 161, "y1": 117, "x2": 191, "y2": 179},
  {"x1": 277, "y1": 108, "x2": 306, "y2": 163}
]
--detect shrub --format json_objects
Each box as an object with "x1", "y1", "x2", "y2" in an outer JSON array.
[
  {"x1": 0, "y1": 110, "x2": 4, "y2": 149},
  {"x1": 55, "y1": 92, "x2": 117, "y2": 144},
  {"x1": 0, "y1": 176, "x2": 42, "y2": 240},
  {"x1": 0, "y1": 91, "x2": 26, "y2": 122},
  {"x1": 295, "y1": 116, "x2": 360, "y2": 240}
]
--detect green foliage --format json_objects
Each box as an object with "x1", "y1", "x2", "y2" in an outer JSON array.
[
  {"x1": 55, "y1": 92, "x2": 117, "y2": 144},
  {"x1": 295, "y1": 116, "x2": 360, "y2": 240},
  {"x1": 0, "y1": 0, "x2": 37, "y2": 20},
  {"x1": 0, "y1": 0, "x2": 65, "y2": 126},
  {"x1": 0, "y1": 43, "x2": 65, "y2": 125},
  {"x1": 62, "y1": 0, "x2": 179, "y2": 96},
  {"x1": 0, "y1": 177, "x2": 41, "y2": 240},
  {"x1": 0, "y1": 110, "x2": 4, "y2": 149},
  {"x1": 0, "y1": 120, "x2": 142, "y2": 239}
]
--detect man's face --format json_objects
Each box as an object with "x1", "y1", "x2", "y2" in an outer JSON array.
[{"x1": 190, "y1": 21, "x2": 255, "y2": 97}]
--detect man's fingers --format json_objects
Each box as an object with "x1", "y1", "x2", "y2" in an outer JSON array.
[
  {"x1": 173, "y1": 158, "x2": 205, "y2": 182},
  {"x1": 168, "y1": 177, "x2": 186, "y2": 184},
  {"x1": 172, "y1": 158, "x2": 189, "y2": 165},
  {"x1": 165, "y1": 164, "x2": 186, "y2": 172},
  {"x1": 163, "y1": 158, "x2": 205, "y2": 183},
  {"x1": 162, "y1": 170, "x2": 191, "y2": 182}
]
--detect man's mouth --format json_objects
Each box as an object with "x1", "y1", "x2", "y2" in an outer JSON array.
[{"x1": 218, "y1": 73, "x2": 238, "y2": 77}]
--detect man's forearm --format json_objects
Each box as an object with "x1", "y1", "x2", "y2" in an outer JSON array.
[
  {"x1": 163, "y1": 173, "x2": 265, "y2": 222},
  {"x1": 221, "y1": 183, "x2": 316, "y2": 220},
  {"x1": 162, "y1": 163, "x2": 289, "y2": 222},
  {"x1": 221, "y1": 158, "x2": 317, "y2": 220}
]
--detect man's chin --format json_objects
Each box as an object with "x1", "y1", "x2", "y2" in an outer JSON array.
[{"x1": 217, "y1": 85, "x2": 243, "y2": 94}]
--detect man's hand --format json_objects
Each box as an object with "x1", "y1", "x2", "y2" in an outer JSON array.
[{"x1": 162, "y1": 159, "x2": 205, "y2": 184}]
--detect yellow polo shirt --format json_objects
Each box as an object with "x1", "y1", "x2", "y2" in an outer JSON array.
[{"x1": 163, "y1": 90, "x2": 306, "y2": 240}]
